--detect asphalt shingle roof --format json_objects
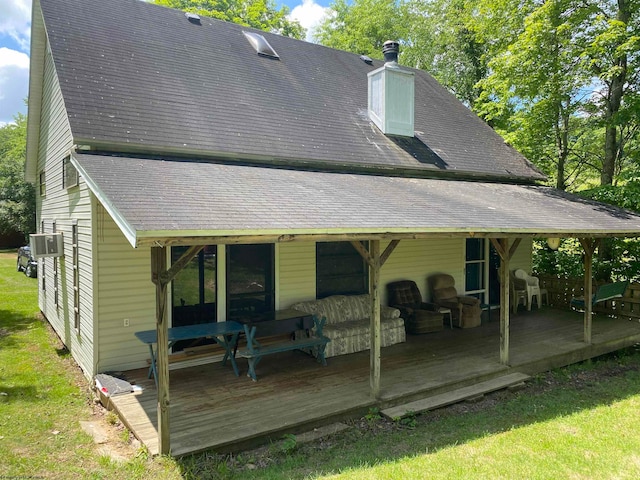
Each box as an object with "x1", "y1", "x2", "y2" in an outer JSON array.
[
  {"x1": 40, "y1": 0, "x2": 545, "y2": 181},
  {"x1": 74, "y1": 153, "x2": 640, "y2": 246}
]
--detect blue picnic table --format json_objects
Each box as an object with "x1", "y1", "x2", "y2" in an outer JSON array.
[{"x1": 134, "y1": 321, "x2": 244, "y2": 387}]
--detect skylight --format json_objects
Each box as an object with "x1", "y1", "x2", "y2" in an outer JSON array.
[
  {"x1": 185, "y1": 12, "x2": 201, "y2": 24},
  {"x1": 242, "y1": 31, "x2": 279, "y2": 59}
]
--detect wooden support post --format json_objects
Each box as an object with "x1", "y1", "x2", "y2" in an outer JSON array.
[
  {"x1": 369, "y1": 240, "x2": 381, "y2": 399},
  {"x1": 490, "y1": 238, "x2": 516, "y2": 366},
  {"x1": 579, "y1": 238, "x2": 596, "y2": 344},
  {"x1": 151, "y1": 246, "x2": 170, "y2": 455},
  {"x1": 351, "y1": 239, "x2": 399, "y2": 399}
]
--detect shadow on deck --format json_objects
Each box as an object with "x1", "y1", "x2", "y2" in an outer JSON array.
[{"x1": 110, "y1": 308, "x2": 640, "y2": 456}]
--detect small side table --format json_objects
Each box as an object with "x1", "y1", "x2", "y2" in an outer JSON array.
[{"x1": 438, "y1": 307, "x2": 453, "y2": 329}]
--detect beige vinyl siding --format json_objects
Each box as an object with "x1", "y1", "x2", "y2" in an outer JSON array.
[
  {"x1": 36, "y1": 44, "x2": 95, "y2": 378},
  {"x1": 95, "y1": 205, "x2": 155, "y2": 372},
  {"x1": 278, "y1": 242, "x2": 316, "y2": 308},
  {"x1": 380, "y1": 238, "x2": 465, "y2": 305},
  {"x1": 511, "y1": 237, "x2": 534, "y2": 272}
]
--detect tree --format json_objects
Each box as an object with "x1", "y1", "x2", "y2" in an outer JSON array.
[
  {"x1": 314, "y1": 0, "x2": 407, "y2": 59},
  {"x1": 474, "y1": 0, "x2": 598, "y2": 190},
  {"x1": 582, "y1": 0, "x2": 640, "y2": 186},
  {"x1": 152, "y1": 0, "x2": 305, "y2": 39},
  {"x1": 0, "y1": 113, "x2": 35, "y2": 240},
  {"x1": 403, "y1": 0, "x2": 488, "y2": 108}
]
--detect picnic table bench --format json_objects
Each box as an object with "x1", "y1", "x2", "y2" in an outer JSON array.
[
  {"x1": 240, "y1": 315, "x2": 330, "y2": 381},
  {"x1": 134, "y1": 320, "x2": 243, "y2": 387}
]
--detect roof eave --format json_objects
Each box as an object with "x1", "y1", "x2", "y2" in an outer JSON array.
[
  {"x1": 25, "y1": 0, "x2": 46, "y2": 183},
  {"x1": 74, "y1": 140, "x2": 547, "y2": 184}
]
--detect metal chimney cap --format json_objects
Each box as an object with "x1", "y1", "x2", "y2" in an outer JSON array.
[{"x1": 382, "y1": 40, "x2": 400, "y2": 64}]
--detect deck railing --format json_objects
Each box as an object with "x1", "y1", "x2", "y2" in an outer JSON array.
[{"x1": 537, "y1": 274, "x2": 640, "y2": 320}]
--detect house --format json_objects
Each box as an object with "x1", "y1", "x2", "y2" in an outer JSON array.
[{"x1": 26, "y1": 0, "x2": 640, "y2": 454}]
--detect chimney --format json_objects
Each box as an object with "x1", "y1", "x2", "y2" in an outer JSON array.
[{"x1": 367, "y1": 40, "x2": 415, "y2": 137}]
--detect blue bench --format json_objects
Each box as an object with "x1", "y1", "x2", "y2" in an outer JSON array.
[{"x1": 240, "y1": 316, "x2": 330, "y2": 381}]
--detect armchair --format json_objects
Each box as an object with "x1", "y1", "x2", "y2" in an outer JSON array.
[
  {"x1": 386, "y1": 280, "x2": 443, "y2": 334},
  {"x1": 429, "y1": 274, "x2": 481, "y2": 328}
]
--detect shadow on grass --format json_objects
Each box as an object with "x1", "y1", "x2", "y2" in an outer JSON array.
[
  {"x1": 0, "y1": 384, "x2": 39, "y2": 403},
  {"x1": 176, "y1": 350, "x2": 640, "y2": 479}
]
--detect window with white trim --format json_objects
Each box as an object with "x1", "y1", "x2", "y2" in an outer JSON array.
[{"x1": 72, "y1": 222, "x2": 80, "y2": 332}]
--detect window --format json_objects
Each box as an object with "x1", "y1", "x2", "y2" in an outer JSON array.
[
  {"x1": 40, "y1": 220, "x2": 45, "y2": 291},
  {"x1": 52, "y1": 222, "x2": 59, "y2": 307},
  {"x1": 226, "y1": 244, "x2": 274, "y2": 320},
  {"x1": 171, "y1": 246, "x2": 217, "y2": 326},
  {"x1": 465, "y1": 238, "x2": 487, "y2": 303},
  {"x1": 316, "y1": 241, "x2": 368, "y2": 298},
  {"x1": 72, "y1": 222, "x2": 80, "y2": 331},
  {"x1": 63, "y1": 156, "x2": 79, "y2": 189},
  {"x1": 171, "y1": 246, "x2": 217, "y2": 351},
  {"x1": 39, "y1": 171, "x2": 46, "y2": 196}
]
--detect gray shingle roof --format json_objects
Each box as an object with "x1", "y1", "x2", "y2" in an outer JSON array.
[
  {"x1": 74, "y1": 153, "x2": 640, "y2": 247},
  {"x1": 40, "y1": 0, "x2": 544, "y2": 181}
]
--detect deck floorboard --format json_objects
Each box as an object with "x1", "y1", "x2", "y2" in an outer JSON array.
[{"x1": 110, "y1": 308, "x2": 640, "y2": 456}]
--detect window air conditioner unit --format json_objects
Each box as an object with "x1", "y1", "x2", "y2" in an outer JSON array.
[{"x1": 29, "y1": 233, "x2": 64, "y2": 259}]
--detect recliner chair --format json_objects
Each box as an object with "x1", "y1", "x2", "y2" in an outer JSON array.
[
  {"x1": 386, "y1": 280, "x2": 444, "y2": 334},
  {"x1": 428, "y1": 273, "x2": 481, "y2": 328}
]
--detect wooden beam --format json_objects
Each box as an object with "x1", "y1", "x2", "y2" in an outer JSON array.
[
  {"x1": 369, "y1": 240, "x2": 381, "y2": 399},
  {"x1": 350, "y1": 241, "x2": 374, "y2": 268},
  {"x1": 161, "y1": 245, "x2": 204, "y2": 284},
  {"x1": 380, "y1": 240, "x2": 400, "y2": 267},
  {"x1": 490, "y1": 238, "x2": 514, "y2": 366},
  {"x1": 151, "y1": 246, "x2": 171, "y2": 455},
  {"x1": 136, "y1": 231, "x2": 637, "y2": 248},
  {"x1": 579, "y1": 238, "x2": 596, "y2": 344}
]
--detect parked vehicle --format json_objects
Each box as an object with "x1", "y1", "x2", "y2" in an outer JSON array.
[{"x1": 17, "y1": 245, "x2": 37, "y2": 278}]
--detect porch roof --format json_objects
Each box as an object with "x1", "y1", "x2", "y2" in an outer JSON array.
[{"x1": 73, "y1": 152, "x2": 640, "y2": 248}]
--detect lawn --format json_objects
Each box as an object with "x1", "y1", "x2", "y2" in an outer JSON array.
[{"x1": 1, "y1": 249, "x2": 640, "y2": 479}]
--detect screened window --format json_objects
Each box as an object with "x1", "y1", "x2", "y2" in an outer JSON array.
[
  {"x1": 316, "y1": 241, "x2": 368, "y2": 298},
  {"x1": 171, "y1": 246, "x2": 217, "y2": 328},
  {"x1": 226, "y1": 244, "x2": 274, "y2": 320},
  {"x1": 63, "y1": 156, "x2": 79, "y2": 189}
]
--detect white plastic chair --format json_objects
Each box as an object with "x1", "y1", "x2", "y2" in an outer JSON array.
[{"x1": 514, "y1": 269, "x2": 541, "y2": 310}]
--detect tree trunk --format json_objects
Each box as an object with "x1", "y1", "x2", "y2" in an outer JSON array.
[{"x1": 601, "y1": 0, "x2": 630, "y2": 186}]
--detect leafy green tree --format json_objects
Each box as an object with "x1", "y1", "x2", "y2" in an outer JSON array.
[
  {"x1": 582, "y1": 0, "x2": 640, "y2": 186},
  {"x1": 0, "y1": 113, "x2": 35, "y2": 240},
  {"x1": 314, "y1": 0, "x2": 406, "y2": 59},
  {"x1": 153, "y1": 0, "x2": 304, "y2": 39},
  {"x1": 474, "y1": 0, "x2": 597, "y2": 190}
]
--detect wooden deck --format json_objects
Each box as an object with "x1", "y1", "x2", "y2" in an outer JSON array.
[{"x1": 110, "y1": 308, "x2": 640, "y2": 456}]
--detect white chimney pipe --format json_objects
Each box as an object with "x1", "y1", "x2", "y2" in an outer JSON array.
[{"x1": 367, "y1": 40, "x2": 415, "y2": 137}]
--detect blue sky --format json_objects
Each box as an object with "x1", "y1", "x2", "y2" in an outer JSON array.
[{"x1": 0, "y1": 0, "x2": 333, "y2": 125}]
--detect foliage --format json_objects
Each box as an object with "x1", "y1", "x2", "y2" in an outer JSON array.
[
  {"x1": 534, "y1": 181, "x2": 640, "y2": 281},
  {"x1": 0, "y1": 113, "x2": 35, "y2": 240},
  {"x1": 152, "y1": 0, "x2": 304, "y2": 39},
  {"x1": 314, "y1": 0, "x2": 407, "y2": 59}
]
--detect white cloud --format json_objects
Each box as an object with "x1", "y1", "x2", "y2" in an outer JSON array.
[
  {"x1": 0, "y1": 0, "x2": 32, "y2": 51},
  {"x1": 288, "y1": 0, "x2": 331, "y2": 42},
  {"x1": 0, "y1": 48, "x2": 29, "y2": 124}
]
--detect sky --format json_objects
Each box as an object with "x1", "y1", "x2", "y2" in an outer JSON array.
[{"x1": 0, "y1": 0, "x2": 332, "y2": 126}]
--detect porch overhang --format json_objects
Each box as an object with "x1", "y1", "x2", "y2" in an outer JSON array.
[{"x1": 72, "y1": 152, "x2": 640, "y2": 248}]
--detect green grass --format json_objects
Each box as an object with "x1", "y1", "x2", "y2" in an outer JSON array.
[
  {"x1": 1, "y1": 248, "x2": 640, "y2": 479},
  {"x1": 0, "y1": 251, "x2": 181, "y2": 479}
]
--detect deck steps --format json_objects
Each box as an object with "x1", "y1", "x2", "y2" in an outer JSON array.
[{"x1": 381, "y1": 372, "x2": 531, "y2": 420}]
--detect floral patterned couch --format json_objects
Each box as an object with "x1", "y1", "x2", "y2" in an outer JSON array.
[{"x1": 290, "y1": 294, "x2": 406, "y2": 358}]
